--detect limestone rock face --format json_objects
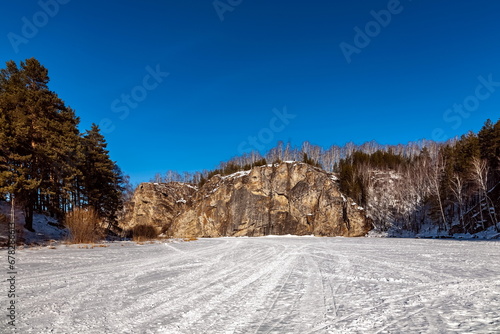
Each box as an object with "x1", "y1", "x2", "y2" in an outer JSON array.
[
  {"x1": 125, "y1": 162, "x2": 372, "y2": 237},
  {"x1": 123, "y1": 182, "x2": 197, "y2": 233}
]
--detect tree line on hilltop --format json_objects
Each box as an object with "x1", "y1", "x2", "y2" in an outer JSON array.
[
  {"x1": 337, "y1": 122, "x2": 499, "y2": 233},
  {"x1": 155, "y1": 120, "x2": 500, "y2": 234}
]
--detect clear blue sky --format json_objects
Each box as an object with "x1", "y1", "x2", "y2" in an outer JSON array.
[{"x1": 2, "y1": 0, "x2": 500, "y2": 184}]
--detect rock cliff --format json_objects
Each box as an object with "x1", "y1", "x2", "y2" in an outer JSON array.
[
  {"x1": 122, "y1": 182, "x2": 197, "y2": 234},
  {"x1": 122, "y1": 162, "x2": 372, "y2": 237}
]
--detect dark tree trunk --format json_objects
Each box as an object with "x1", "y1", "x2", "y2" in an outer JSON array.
[{"x1": 24, "y1": 192, "x2": 35, "y2": 232}]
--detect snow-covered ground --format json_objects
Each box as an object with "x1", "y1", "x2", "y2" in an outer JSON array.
[
  {"x1": 12, "y1": 237, "x2": 500, "y2": 333},
  {"x1": 0, "y1": 202, "x2": 68, "y2": 246}
]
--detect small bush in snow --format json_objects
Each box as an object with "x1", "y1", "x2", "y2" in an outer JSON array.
[
  {"x1": 132, "y1": 224, "x2": 157, "y2": 241},
  {"x1": 65, "y1": 208, "x2": 104, "y2": 243}
]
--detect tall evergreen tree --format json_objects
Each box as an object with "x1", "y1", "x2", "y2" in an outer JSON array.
[
  {"x1": 80, "y1": 124, "x2": 123, "y2": 224},
  {"x1": 0, "y1": 58, "x2": 81, "y2": 230},
  {"x1": 478, "y1": 119, "x2": 500, "y2": 179},
  {"x1": 1, "y1": 58, "x2": 126, "y2": 234}
]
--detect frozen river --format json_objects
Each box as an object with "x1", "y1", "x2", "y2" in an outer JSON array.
[{"x1": 13, "y1": 237, "x2": 500, "y2": 333}]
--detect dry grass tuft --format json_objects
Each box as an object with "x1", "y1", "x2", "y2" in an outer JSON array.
[
  {"x1": 65, "y1": 208, "x2": 104, "y2": 244},
  {"x1": 132, "y1": 224, "x2": 158, "y2": 242}
]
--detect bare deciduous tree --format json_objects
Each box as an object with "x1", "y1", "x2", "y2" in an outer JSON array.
[
  {"x1": 471, "y1": 157, "x2": 498, "y2": 231},
  {"x1": 429, "y1": 151, "x2": 448, "y2": 230},
  {"x1": 449, "y1": 173, "x2": 466, "y2": 229}
]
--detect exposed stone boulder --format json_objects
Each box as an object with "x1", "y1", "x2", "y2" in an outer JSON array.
[
  {"x1": 124, "y1": 162, "x2": 372, "y2": 237},
  {"x1": 121, "y1": 182, "x2": 197, "y2": 233}
]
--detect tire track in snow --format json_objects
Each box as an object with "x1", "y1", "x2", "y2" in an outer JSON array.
[
  {"x1": 143, "y1": 242, "x2": 299, "y2": 333},
  {"x1": 15, "y1": 237, "x2": 500, "y2": 334},
  {"x1": 303, "y1": 244, "x2": 357, "y2": 333},
  {"x1": 306, "y1": 276, "x2": 499, "y2": 333},
  {"x1": 252, "y1": 257, "x2": 301, "y2": 334},
  {"x1": 117, "y1": 240, "x2": 292, "y2": 332}
]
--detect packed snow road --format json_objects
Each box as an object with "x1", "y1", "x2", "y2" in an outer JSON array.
[{"x1": 12, "y1": 237, "x2": 500, "y2": 333}]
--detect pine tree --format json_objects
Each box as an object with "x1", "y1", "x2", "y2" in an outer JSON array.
[
  {"x1": 478, "y1": 119, "x2": 500, "y2": 182},
  {"x1": 0, "y1": 58, "x2": 82, "y2": 230},
  {"x1": 80, "y1": 124, "x2": 123, "y2": 224},
  {"x1": 494, "y1": 119, "x2": 500, "y2": 179}
]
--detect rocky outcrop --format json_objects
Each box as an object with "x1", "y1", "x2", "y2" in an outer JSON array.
[
  {"x1": 123, "y1": 162, "x2": 372, "y2": 237},
  {"x1": 122, "y1": 182, "x2": 197, "y2": 233}
]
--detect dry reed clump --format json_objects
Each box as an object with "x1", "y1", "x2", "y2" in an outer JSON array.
[
  {"x1": 65, "y1": 208, "x2": 104, "y2": 244},
  {"x1": 132, "y1": 224, "x2": 158, "y2": 242}
]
